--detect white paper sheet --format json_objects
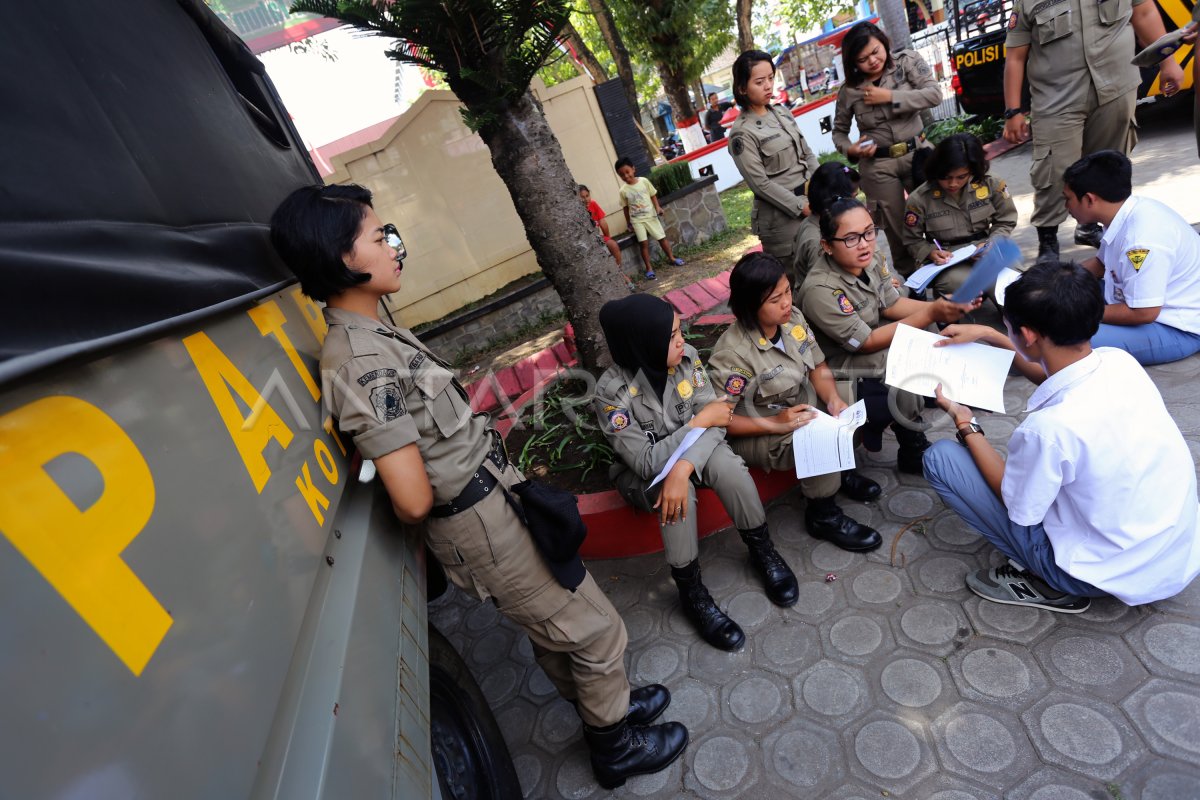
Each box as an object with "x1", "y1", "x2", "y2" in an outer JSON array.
[
  {"x1": 884, "y1": 324, "x2": 1015, "y2": 413},
  {"x1": 992, "y1": 266, "x2": 1023, "y2": 306},
  {"x1": 791, "y1": 400, "x2": 868, "y2": 479},
  {"x1": 903, "y1": 245, "x2": 978, "y2": 292},
  {"x1": 648, "y1": 427, "x2": 707, "y2": 488}
]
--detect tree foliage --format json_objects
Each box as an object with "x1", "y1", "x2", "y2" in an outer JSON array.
[{"x1": 290, "y1": 0, "x2": 572, "y2": 133}]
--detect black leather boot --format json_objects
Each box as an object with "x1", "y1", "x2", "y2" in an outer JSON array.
[
  {"x1": 805, "y1": 495, "x2": 882, "y2": 552},
  {"x1": 739, "y1": 524, "x2": 799, "y2": 607},
  {"x1": 1036, "y1": 226, "x2": 1060, "y2": 264},
  {"x1": 1074, "y1": 221, "x2": 1103, "y2": 248},
  {"x1": 584, "y1": 718, "x2": 689, "y2": 790},
  {"x1": 572, "y1": 683, "x2": 671, "y2": 726},
  {"x1": 670, "y1": 560, "x2": 746, "y2": 651},
  {"x1": 840, "y1": 470, "x2": 882, "y2": 501},
  {"x1": 893, "y1": 420, "x2": 931, "y2": 475}
]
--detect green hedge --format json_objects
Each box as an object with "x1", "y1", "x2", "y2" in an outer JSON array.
[{"x1": 649, "y1": 162, "x2": 694, "y2": 196}]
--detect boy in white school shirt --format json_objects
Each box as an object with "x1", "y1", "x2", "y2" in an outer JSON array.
[{"x1": 921, "y1": 260, "x2": 1200, "y2": 612}]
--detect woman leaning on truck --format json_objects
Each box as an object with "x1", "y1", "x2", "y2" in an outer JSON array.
[{"x1": 833, "y1": 21, "x2": 942, "y2": 279}]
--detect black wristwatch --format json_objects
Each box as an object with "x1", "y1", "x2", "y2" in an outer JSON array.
[
  {"x1": 1002, "y1": 107, "x2": 1025, "y2": 120},
  {"x1": 956, "y1": 417, "x2": 985, "y2": 445}
]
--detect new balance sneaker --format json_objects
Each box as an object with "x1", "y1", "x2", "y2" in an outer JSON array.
[{"x1": 966, "y1": 564, "x2": 1091, "y2": 613}]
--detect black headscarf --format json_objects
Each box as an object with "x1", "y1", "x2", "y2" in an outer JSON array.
[{"x1": 599, "y1": 293, "x2": 675, "y2": 401}]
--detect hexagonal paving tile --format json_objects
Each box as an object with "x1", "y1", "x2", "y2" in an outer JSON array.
[
  {"x1": 867, "y1": 648, "x2": 957, "y2": 715},
  {"x1": 1020, "y1": 692, "x2": 1147, "y2": 780},
  {"x1": 1005, "y1": 765, "x2": 1109, "y2": 799},
  {"x1": 818, "y1": 608, "x2": 897, "y2": 664},
  {"x1": 947, "y1": 639, "x2": 1050, "y2": 710},
  {"x1": 682, "y1": 728, "x2": 764, "y2": 799},
  {"x1": 549, "y1": 744, "x2": 601, "y2": 800},
  {"x1": 1152, "y1": 573, "x2": 1200, "y2": 617},
  {"x1": 926, "y1": 509, "x2": 988, "y2": 554},
  {"x1": 532, "y1": 697, "x2": 583, "y2": 755},
  {"x1": 1120, "y1": 678, "x2": 1200, "y2": 762},
  {"x1": 930, "y1": 701, "x2": 1038, "y2": 790},
  {"x1": 786, "y1": 577, "x2": 845, "y2": 621},
  {"x1": 685, "y1": 635, "x2": 758, "y2": 685},
  {"x1": 911, "y1": 552, "x2": 982, "y2": 598},
  {"x1": 1123, "y1": 614, "x2": 1200, "y2": 682},
  {"x1": 846, "y1": 567, "x2": 910, "y2": 607},
  {"x1": 1032, "y1": 628, "x2": 1148, "y2": 702},
  {"x1": 1121, "y1": 756, "x2": 1200, "y2": 800},
  {"x1": 725, "y1": 589, "x2": 775, "y2": 631},
  {"x1": 793, "y1": 659, "x2": 871, "y2": 727},
  {"x1": 761, "y1": 718, "x2": 848, "y2": 795},
  {"x1": 910, "y1": 772, "x2": 1005, "y2": 800},
  {"x1": 962, "y1": 595, "x2": 1059, "y2": 645},
  {"x1": 1056, "y1": 595, "x2": 1146, "y2": 634},
  {"x1": 843, "y1": 710, "x2": 938, "y2": 795},
  {"x1": 751, "y1": 619, "x2": 822, "y2": 676},
  {"x1": 662, "y1": 676, "x2": 716, "y2": 732},
  {"x1": 720, "y1": 671, "x2": 791, "y2": 732},
  {"x1": 632, "y1": 638, "x2": 688, "y2": 686},
  {"x1": 891, "y1": 598, "x2": 973, "y2": 657}
]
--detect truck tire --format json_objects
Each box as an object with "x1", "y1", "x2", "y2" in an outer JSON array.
[{"x1": 428, "y1": 626, "x2": 523, "y2": 800}]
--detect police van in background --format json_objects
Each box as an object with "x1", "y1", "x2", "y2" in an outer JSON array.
[
  {"x1": 0, "y1": 2, "x2": 516, "y2": 798},
  {"x1": 948, "y1": 0, "x2": 1196, "y2": 116}
]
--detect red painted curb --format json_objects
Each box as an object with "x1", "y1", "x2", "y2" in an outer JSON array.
[{"x1": 695, "y1": 313, "x2": 735, "y2": 327}]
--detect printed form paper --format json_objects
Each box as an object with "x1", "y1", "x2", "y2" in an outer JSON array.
[
  {"x1": 884, "y1": 324, "x2": 1015, "y2": 413},
  {"x1": 648, "y1": 427, "x2": 707, "y2": 488},
  {"x1": 903, "y1": 246, "x2": 977, "y2": 292},
  {"x1": 792, "y1": 400, "x2": 868, "y2": 479}
]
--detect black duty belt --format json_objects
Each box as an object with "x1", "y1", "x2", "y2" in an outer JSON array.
[
  {"x1": 429, "y1": 433, "x2": 510, "y2": 518},
  {"x1": 875, "y1": 135, "x2": 925, "y2": 158},
  {"x1": 939, "y1": 233, "x2": 984, "y2": 248}
]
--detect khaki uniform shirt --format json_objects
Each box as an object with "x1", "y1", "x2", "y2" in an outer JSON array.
[
  {"x1": 833, "y1": 50, "x2": 942, "y2": 153},
  {"x1": 321, "y1": 307, "x2": 488, "y2": 503},
  {"x1": 792, "y1": 215, "x2": 823, "y2": 287},
  {"x1": 729, "y1": 104, "x2": 820, "y2": 228},
  {"x1": 901, "y1": 175, "x2": 1018, "y2": 265},
  {"x1": 707, "y1": 312, "x2": 826, "y2": 417},
  {"x1": 797, "y1": 252, "x2": 900, "y2": 377},
  {"x1": 1006, "y1": 0, "x2": 1144, "y2": 115},
  {"x1": 593, "y1": 344, "x2": 725, "y2": 481}
]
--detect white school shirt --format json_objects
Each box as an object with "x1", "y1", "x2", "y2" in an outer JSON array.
[
  {"x1": 1097, "y1": 195, "x2": 1200, "y2": 335},
  {"x1": 1001, "y1": 348, "x2": 1200, "y2": 605}
]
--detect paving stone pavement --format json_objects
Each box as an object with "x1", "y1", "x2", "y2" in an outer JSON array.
[{"x1": 430, "y1": 111, "x2": 1200, "y2": 798}]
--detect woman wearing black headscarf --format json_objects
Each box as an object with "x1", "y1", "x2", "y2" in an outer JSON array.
[{"x1": 593, "y1": 294, "x2": 798, "y2": 652}]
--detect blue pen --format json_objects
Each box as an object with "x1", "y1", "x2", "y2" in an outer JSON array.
[{"x1": 934, "y1": 238, "x2": 944, "y2": 251}]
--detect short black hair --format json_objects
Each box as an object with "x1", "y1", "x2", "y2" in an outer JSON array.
[
  {"x1": 1003, "y1": 260, "x2": 1103, "y2": 346},
  {"x1": 924, "y1": 133, "x2": 987, "y2": 184},
  {"x1": 732, "y1": 50, "x2": 775, "y2": 110},
  {"x1": 1062, "y1": 150, "x2": 1133, "y2": 203},
  {"x1": 614, "y1": 156, "x2": 635, "y2": 172},
  {"x1": 729, "y1": 251, "x2": 788, "y2": 332},
  {"x1": 578, "y1": 184, "x2": 589, "y2": 193},
  {"x1": 819, "y1": 196, "x2": 870, "y2": 242},
  {"x1": 808, "y1": 161, "x2": 861, "y2": 216},
  {"x1": 269, "y1": 183, "x2": 374, "y2": 302},
  {"x1": 841, "y1": 22, "x2": 893, "y2": 87}
]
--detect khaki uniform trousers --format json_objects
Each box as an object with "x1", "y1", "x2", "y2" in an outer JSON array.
[
  {"x1": 859, "y1": 146, "x2": 930, "y2": 278},
  {"x1": 1031, "y1": 87, "x2": 1137, "y2": 228},
  {"x1": 727, "y1": 433, "x2": 840, "y2": 498},
  {"x1": 757, "y1": 203, "x2": 807, "y2": 265},
  {"x1": 424, "y1": 459, "x2": 630, "y2": 728},
  {"x1": 613, "y1": 443, "x2": 766, "y2": 569}
]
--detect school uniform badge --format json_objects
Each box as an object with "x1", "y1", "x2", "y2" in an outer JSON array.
[
  {"x1": 790, "y1": 325, "x2": 807, "y2": 342},
  {"x1": 692, "y1": 363, "x2": 708, "y2": 387},
  {"x1": 677, "y1": 379, "x2": 694, "y2": 399},
  {"x1": 1008, "y1": 9, "x2": 1018, "y2": 28},
  {"x1": 369, "y1": 382, "x2": 406, "y2": 422},
  {"x1": 724, "y1": 368, "x2": 751, "y2": 396},
  {"x1": 607, "y1": 408, "x2": 630, "y2": 431},
  {"x1": 975, "y1": 185, "x2": 989, "y2": 200},
  {"x1": 731, "y1": 135, "x2": 745, "y2": 156},
  {"x1": 836, "y1": 291, "x2": 854, "y2": 315},
  {"x1": 904, "y1": 209, "x2": 920, "y2": 227},
  {"x1": 1126, "y1": 248, "x2": 1149, "y2": 271}
]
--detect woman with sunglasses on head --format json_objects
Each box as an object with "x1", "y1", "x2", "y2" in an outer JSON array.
[
  {"x1": 901, "y1": 133, "x2": 1018, "y2": 299},
  {"x1": 833, "y1": 21, "x2": 942, "y2": 279},
  {"x1": 269, "y1": 184, "x2": 687, "y2": 791},
  {"x1": 797, "y1": 198, "x2": 979, "y2": 474},
  {"x1": 708, "y1": 251, "x2": 883, "y2": 553},
  {"x1": 728, "y1": 49, "x2": 820, "y2": 266}
]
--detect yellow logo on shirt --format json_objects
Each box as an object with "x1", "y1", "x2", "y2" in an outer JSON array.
[
  {"x1": 1126, "y1": 248, "x2": 1149, "y2": 271},
  {"x1": 677, "y1": 380, "x2": 694, "y2": 399},
  {"x1": 790, "y1": 325, "x2": 807, "y2": 342},
  {"x1": 975, "y1": 185, "x2": 989, "y2": 200}
]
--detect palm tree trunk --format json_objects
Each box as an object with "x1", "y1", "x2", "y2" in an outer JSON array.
[
  {"x1": 561, "y1": 21, "x2": 608, "y2": 83},
  {"x1": 736, "y1": 0, "x2": 754, "y2": 52},
  {"x1": 586, "y1": 0, "x2": 659, "y2": 164},
  {"x1": 479, "y1": 89, "x2": 629, "y2": 371},
  {"x1": 877, "y1": 0, "x2": 913, "y2": 50}
]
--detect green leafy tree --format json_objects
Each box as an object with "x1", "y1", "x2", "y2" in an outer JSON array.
[
  {"x1": 772, "y1": 0, "x2": 856, "y2": 43},
  {"x1": 290, "y1": 0, "x2": 630, "y2": 371},
  {"x1": 608, "y1": 0, "x2": 734, "y2": 126}
]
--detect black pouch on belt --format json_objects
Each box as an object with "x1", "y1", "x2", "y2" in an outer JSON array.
[{"x1": 502, "y1": 480, "x2": 587, "y2": 591}]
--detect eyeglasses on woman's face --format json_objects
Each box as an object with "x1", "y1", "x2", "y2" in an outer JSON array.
[{"x1": 829, "y1": 226, "x2": 879, "y2": 248}]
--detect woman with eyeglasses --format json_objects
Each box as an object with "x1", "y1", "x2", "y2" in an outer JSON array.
[
  {"x1": 797, "y1": 198, "x2": 979, "y2": 474},
  {"x1": 833, "y1": 21, "x2": 941, "y2": 279}
]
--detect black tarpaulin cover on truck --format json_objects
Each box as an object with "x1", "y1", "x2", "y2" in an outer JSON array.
[{"x1": 0, "y1": 0, "x2": 321, "y2": 383}]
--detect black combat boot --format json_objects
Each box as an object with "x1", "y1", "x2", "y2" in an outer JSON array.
[
  {"x1": 893, "y1": 420, "x2": 931, "y2": 475},
  {"x1": 1036, "y1": 226, "x2": 1060, "y2": 263},
  {"x1": 572, "y1": 684, "x2": 671, "y2": 726},
  {"x1": 584, "y1": 718, "x2": 689, "y2": 790},
  {"x1": 1074, "y1": 222, "x2": 1103, "y2": 248},
  {"x1": 804, "y1": 495, "x2": 882, "y2": 552},
  {"x1": 840, "y1": 470, "x2": 882, "y2": 501},
  {"x1": 739, "y1": 524, "x2": 799, "y2": 607},
  {"x1": 670, "y1": 559, "x2": 746, "y2": 651}
]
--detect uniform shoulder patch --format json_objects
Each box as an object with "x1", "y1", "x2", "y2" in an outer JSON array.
[
  {"x1": 724, "y1": 372, "x2": 748, "y2": 396},
  {"x1": 1008, "y1": 9, "x2": 1018, "y2": 28},
  {"x1": 996, "y1": 179, "x2": 1009, "y2": 197},
  {"x1": 904, "y1": 209, "x2": 920, "y2": 227},
  {"x1": 369, "y1": 382, "x2": 406, "y2": 422},
  {"x1": 1126, "y1": 248, "x2": 1150, "y2": 271},
  {"x1": 607, "y1": 408, "x2": 630, "y2": 431},
  {"x1": 730, "y1": 135, "x2": 745, "y2": 156},
  {"x1": 691, "y1": 363, "x2": 708, "y2": 388},
  {"x1": 836, "y1": 291, "x2": 855, "y2": 315}
]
